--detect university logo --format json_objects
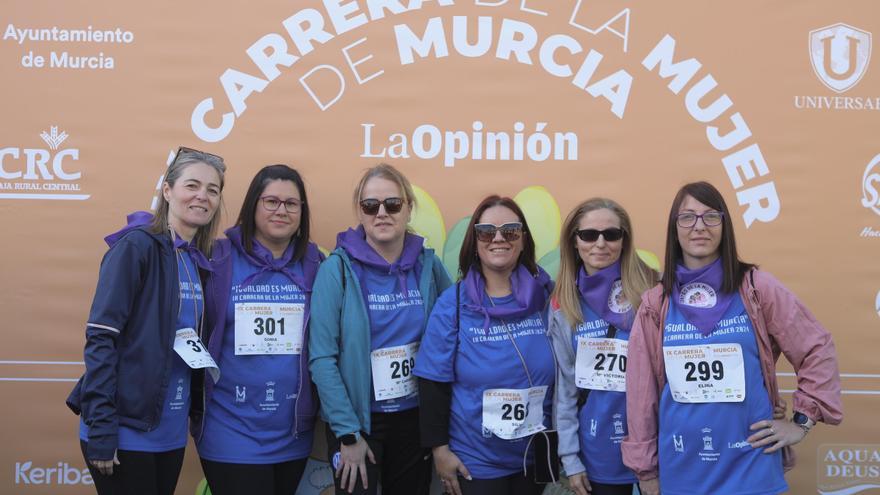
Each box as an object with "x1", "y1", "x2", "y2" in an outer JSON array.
[{"x1": 810, "y1": 23, "x2": 872, "y2": 93}]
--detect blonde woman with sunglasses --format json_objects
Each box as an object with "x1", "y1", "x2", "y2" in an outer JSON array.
[
  {"x1": 309, "y1": 163, "x2": 451, "y2": 495},
  {"x1": 548, "y1": 198, "x2": 658, "y2": 495}
]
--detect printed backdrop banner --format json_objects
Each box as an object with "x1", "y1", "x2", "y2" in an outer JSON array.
[{"x1": 1, "y1": 1, "x2": 878, "y2": 494}]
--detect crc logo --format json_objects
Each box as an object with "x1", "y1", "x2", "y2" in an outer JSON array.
[
  {"x1": 862, "y1": 153, "x2": 880, "y2": 216},
  {"x1": 0, "y1": 126, "x2": 89, "y2": 200},
  {"x1": 810, "y1": 23, "x2": 872, "y2": 93}
]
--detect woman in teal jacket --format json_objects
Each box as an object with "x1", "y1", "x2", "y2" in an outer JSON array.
[{"x1": 309, "y1": 163, "x2": 452, "y2": 495}]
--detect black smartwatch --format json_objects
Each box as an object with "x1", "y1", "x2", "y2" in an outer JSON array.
[
  {"x1": 792, "y1": 412, "x2": 815, "y2": 433},
  {"x1": 340, "y1": 432, "x2": 361, "y2": 446}
]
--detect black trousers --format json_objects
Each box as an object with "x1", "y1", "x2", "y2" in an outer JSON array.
[
  {"x1": 458, "y1": 466, "x2": 544, "y2": 495},
  {"x1": 325, "y1": 408, "x2": 431, "y2": 495},
  {"x1": 80, "y1": 441, "x2": 184, "y2": 495},
  {"x1": 589, "y1": 480, "x2": 640, "y2": 495},
  {"x1": 200, "y1": 457, "x2": 308, "y2": 495}
]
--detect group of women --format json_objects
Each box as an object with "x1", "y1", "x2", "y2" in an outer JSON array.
[{"x1": 67, "y1": 148, "x2": 843, "y2": 495}]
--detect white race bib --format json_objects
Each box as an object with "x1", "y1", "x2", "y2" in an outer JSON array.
[
  {"x1": 173, "y1": 328, "x2": 220, "y2": 382},
  {"x1": 481, "y1": 386, "x2": 547, "y2": 440},
  {"x1": 370, "y1": 342, "x2": 419, "y2": 401},
  {"x1": 234, "y1": 302, "x2": 304, "y2": 355},
  {"x1": 575, "y1": 337, "x2": 628, "y2": 392},
  {"x1": 664, "y1": 343, "x2": 745, "y2": 403}
]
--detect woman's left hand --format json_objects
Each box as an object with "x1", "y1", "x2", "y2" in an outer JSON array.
[{"x1": 747, "y1": 419, "x2": 806, "y2": 453}]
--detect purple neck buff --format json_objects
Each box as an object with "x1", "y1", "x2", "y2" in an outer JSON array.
[
  {"x1": 576, "y1": 260, "x2": 634, "y2": 331},
  {"x1": 103, "y1": 211, "x2": 212, "y2": 271},
  {"x1": 462, "y1": 264, "x2": 553, "y2": 330},
  {"x1": 225, "y1": 225, "x2": 306, "y2": 290},
  {"x1": 336, "y1": 225, "x2": 424, "y2": 295},
  {"x1": 673, "y1": 258, "x2": 736, "y2": 335}
]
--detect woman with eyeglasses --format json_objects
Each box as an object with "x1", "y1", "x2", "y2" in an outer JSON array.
[
  {"x1": 192, "y1": 165, "x2": 323, "y2": 495},
  {"x1": 66, "y1": 148, "x2": 225, "y2": 495},
  {"x1": 414, "y1": 195, "x2": 556, "y2": 495},
  {"x1": 309, "y1": 163, "x2": 452, "y2": 495},
  {"x1": 621, "y1": 181, "x2": 843, "y2": 495},
  {"x1": 548, "y1": 198, "x2": 658, "y2": 495}
]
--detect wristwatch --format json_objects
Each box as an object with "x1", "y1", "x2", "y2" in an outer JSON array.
[
  {"x1": 792, "y1": 412, "x2": 815, "y2": 433},
  {"x1": 340, "y1": 432, "x2": 361, "y2": 446}
]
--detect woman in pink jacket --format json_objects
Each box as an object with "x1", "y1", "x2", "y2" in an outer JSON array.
[{"x1": 621, "y1": 181, "x2": 843, "y2": 495}]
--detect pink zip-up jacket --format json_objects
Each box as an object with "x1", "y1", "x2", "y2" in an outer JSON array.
[{"x1": 621, "y1": 268, "x2": 843, "y2": 481}]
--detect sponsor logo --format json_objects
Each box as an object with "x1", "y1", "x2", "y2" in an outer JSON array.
[
  {"x1": 810, "y1": 23, "x2": 872, "y2": 93},
  {"x1": 0, "y1": 126, "x2": 90, "y2": 200},
  {"x1": 14, "y1": 461, "x2": 93, "y2": 485},
  {"x1": 817, "y1": 444, "x2": 880, "y2": 495},
  {"x1": 862, "y1": 154, "x2": 880, "y2": 217},
  {"x1": 235, "y1": 385, "x2": 246, "y2": 403},
  {"x1": 673, "y1": 434, "x2": 684, "y2": 453}
]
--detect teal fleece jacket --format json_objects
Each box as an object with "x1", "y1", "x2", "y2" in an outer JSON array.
[{"x1": 308, "y1": 246, "x2": 452, "y2": 438}]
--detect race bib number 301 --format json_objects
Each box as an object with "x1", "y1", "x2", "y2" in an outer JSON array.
[
  {"x1": 664, "y1": 343, "x2": 745, "y2": 403},
  {"x1": 575, "y1": 337, "x2": 627, "y2": 392},
  {"x1": 173, "y1": 328, "x2": 220, "y2": 382},
  {"x1": 482, "y1": 386, "x2": 547, "y2": 440},
  {"x1": 371, "y1": 342, "x2": 419, "y2": 401},
  {"x1": 234, "y1": 302, "x2": 304, "y2": 355}
]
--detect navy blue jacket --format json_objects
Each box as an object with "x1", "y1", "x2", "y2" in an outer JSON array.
[{"x1": 67, "y1": 215, "x2": 192, "y2": 460}]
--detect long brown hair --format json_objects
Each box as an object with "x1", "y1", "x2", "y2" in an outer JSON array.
[
  {"x1": 661, "y1": 181, "x2": 755, "y2": 295},
  {"x1": 458, "y1": 195, "x2": 537, "y2": 280},
  {"x1": 552, "y1": 198, "x2": 658, "y2": 326}
]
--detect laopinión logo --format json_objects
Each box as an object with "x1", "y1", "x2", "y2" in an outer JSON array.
[
  {"x1": 794, "y1": 23, "x2": 878, "y2": 111},
  {"x1": 817, "y1": 444, "x2": 880, "y2": 495},
  {"x1": 0, "y1": 126, "x2": 90, "y2": 200},
  {"x1": 14, "y1": 461, "x2": 93, "y2": 485},
  {"x1": 859, "y1": 153, "x2": 880, "y2": 239}
]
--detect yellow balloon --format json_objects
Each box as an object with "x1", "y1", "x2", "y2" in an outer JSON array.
[
  {"x1": 410, "y1": 185, "x2": 446, "y2": 252},
  {"x1": 637, "y1": 249, "x2": 662, "y2": 272},
  {"x1": 514, "y1": 186, "x2": 561, "y2": 261}
]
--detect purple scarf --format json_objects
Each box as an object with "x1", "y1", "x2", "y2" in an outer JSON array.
[
  {"x1": 336, "y1": 225, "x2": 424, "y2": 295},
  {"x1": 576, "y1": 261, "x2": 634, "y2": 331},
  {"x1": 104, "y1": 211, "x2": 212, "y2": 271},
  {"x1": 225, "y1": 226, "x2": 307, "y2": 290},
  {"x1": 462, "y1": 264, "x2": 553, "y2": 330},
  {"x1": 673, "y1": 258, "x2": 735, "y2": 335}
]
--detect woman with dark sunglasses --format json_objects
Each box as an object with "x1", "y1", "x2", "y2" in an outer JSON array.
[
  {"x1": 67, "y1": 148, "x2": 225, "y2": 495},
  {"x1": 309, "y1": 163, "x2": 452, "y2": 495},
  {"x1": 415, "y1": 195, "x2": 555, "y2": 495},
  {"x1": 622, "y1": 181, "x2": 843, "y2": 495},
  {"x1": 548, "y1": 198, "x2": 658, "y2": 495},
  {"x1": 192, "y1": 165, "x2": 323, "y2": 495}
]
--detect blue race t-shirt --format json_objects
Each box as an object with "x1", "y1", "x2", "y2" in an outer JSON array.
[
  {"x1": 414, "y1": 285, "x2": 555, "y2": 479},
  {"x1": 80, "y1": 249, "x2": 200, "y2": 452},
  {"x1": 197, "y1": 247, "x2": 313, "y2": 463},
  {"x1": 362, "y1": 263, "x2": 424, "y2": 413},
  {"x1": 571, "y1": 300, "x2": 637, "y2": 484},
  {"x1": 658, "y1": 295, "x2": 787, "y2": 495}
]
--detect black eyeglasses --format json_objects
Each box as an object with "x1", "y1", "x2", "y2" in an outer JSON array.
[
  {"x1": 575, "y1": 228, "x2": 625, "y2": 242},
  {"x1": 260, "y1": 196, "x2": 303, "y2": 214},
  {"x1": 677, "y1": 211, "x2": 723, "y2": 228},
  {"x1": 474, "y1": 222, "x2": 524, "y2": 242},
  {"x1": 359, "y1": 197, "x2": 404, "y2": 215}
]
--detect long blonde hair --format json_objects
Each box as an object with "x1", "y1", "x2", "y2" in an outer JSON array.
[{"x1": 552, "y1": 198, "x2": 658, "y2": 327}]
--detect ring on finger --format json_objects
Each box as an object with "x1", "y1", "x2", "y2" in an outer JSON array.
[{"x1": 769, "y1": 427, "x2": 775, "y2": 435}]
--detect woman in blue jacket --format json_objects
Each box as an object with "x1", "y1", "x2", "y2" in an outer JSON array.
[
  {"x1": 415, "y1": 195, "x2": 556, "y2": 495},
  {"x1": 67, "y1": 148, "x2": 226, "y2": 495},
  {"x1": 195, "y1": 164, "x2": 323, "y2": 495},
  {"x1": 309, "y1": 163, "x2": 452, "y2": 495}
]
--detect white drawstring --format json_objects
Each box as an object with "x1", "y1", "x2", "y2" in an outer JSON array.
[{"x1": 521, "y1": 429, "x2": 558, "y2": 483}]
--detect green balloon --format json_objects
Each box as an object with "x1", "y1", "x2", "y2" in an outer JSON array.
[
  {"x1": 195, "y1": 478, "x2": 211, "y2": 495},
  {"x1": 538, "y1": 248, "x2": 561, "y2": 281},
  {"x1": 442, "y1": 216, "x2": 471, "y2": 279}
]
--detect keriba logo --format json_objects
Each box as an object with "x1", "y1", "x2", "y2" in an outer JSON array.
[
  {"x1": 810, "y1": 23, "x2": 872, "y2": 93},
  {"x1": 15, "y1": 461, "x2": 93, "y2": 485}
]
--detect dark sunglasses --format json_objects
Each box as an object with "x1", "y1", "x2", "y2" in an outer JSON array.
[
  {"x1": 171, "y1": 146, "x2": 224, "y2": 167},
  {"x1": 359, "y1": 197, "x2": 404, "y2": 215},
  {"x1": 474, "y1": 222, "x2": 524, "y2": 242},
  {"x1": 575, "y1": 228, "x2": 625, "y2": 242}
]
